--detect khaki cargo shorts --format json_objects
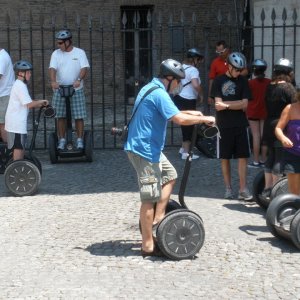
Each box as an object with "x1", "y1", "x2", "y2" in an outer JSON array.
[{"x1": 127, "y1": 152, "x2": 177, "y2": 203}]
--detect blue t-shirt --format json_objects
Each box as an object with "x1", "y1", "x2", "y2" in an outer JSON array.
[{"x1": 124, "y1": 78, "x2": 180, "y2": 162}]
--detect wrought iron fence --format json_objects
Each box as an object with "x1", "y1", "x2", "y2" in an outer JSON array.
[{"x1": 1, "y1": 6, "x2": 299, "y2": 149}]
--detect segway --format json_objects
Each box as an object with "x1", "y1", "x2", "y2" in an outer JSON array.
[
  {"x1": 252, "y1": 170, "x2": 288, "y2": 209},
  {"x1": 152, "y1": 124, "x2": 218, "y2": 260},
  {"x1": 4, "y1": 105, "x2": 55, "y2": 196},
  {"x1": 48, "y1": 85, "x2": 93, "y2": 163},
  {"x1": 266, "y1": 193, "x2": 300, "y2": 249}
]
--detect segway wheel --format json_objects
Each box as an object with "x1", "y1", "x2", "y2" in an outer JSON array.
[
  {"x1": 266, "y1": 194, "x2": 300, "y2": 238},
  {"x1": 24, "y1": 153, "x2": 42, "y2": 175},
  {"x1": 84, "y1": 131, "x2": 93, "y2": 162},
  {"x1": 290, "y1": 210, "x2": 300, "y2": 250},
  {"x1": 252, "y1": 170, "x2": 267, "y2": 208},
  {"x1": 156, "y1": 209, "x2": 205, "y2": 260},
  {"x1": 49, "y1": 133, "x2": 58, "y2": 164},
  {"x1": 270, "y1": 177, "x2": 288, "y2": 201},
  {"x1": 4, "y1": 160, "x2": 41, "y2": 196}
]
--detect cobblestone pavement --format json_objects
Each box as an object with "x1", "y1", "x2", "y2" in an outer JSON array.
[{"x1": 0, "y1": 148, "x2": 300, "y2": 299}]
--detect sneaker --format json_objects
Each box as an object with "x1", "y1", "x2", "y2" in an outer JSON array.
[
  {"x1": 76, "y1": 138, "x2": 84, "y2": 149},
  {"x1": 224, "y1": 187, "x2": 234, "y2": 199},
  {"x1": 260, "y1": 188, "x2": 271, "y2": 201},
  {"x1": 259, "y1": 161, "x2": 265, "y2": 168},
  {"x1": 181, "y1": 152, "x2": 199, "y2": 160},
  {"x1": 179, "y1": 147, "x2": 185, "y2": 154},
  {"x1": 238, "y1": 188, "x2": 253, "y2": 201},
  {"x1": 248, "y1": 161, "x2": 260, "y2": 168},
  {"x1": 57, "y1": 138, "x2": 66, "y2": 150}
]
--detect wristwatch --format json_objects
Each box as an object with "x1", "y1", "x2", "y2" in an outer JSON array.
[{"x1": 77, "y1": 78, "x2": 82, "y2": 82}]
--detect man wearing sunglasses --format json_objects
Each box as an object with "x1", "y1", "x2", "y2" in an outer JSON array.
[
  {"x1": 211, "y1": 52, "x2": 252, "y2": 201},
  {"x1": 49, "y1": 29, "x2": 90, "y2": 151},
  {"x1": 208, "y1": 40, "x2": 230, "y2": 104}
]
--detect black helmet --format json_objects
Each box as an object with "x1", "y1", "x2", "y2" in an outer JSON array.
[
  {"x1": 252, "y1": 59, "x2": 267, "y2": 72},
  {"x1": 14, "y1": 60, "x2": 33, "y2": 71},
  {"x1": 274, "y1": 58, "x2": 293, "y2": 73},
  {"x1": 55, "y1": 29, "x2": 72, "y2": 40},
  {"x1": 228, "y1": 52, "x2": 246, "y2": 69},
  {"x1": 187, "y1": 48, "x2": 204, "y2": 59},
  {"x1": 160, "y1": 59, "x2": 185, "y2": 80}
]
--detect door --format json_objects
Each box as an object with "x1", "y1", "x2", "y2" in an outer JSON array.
[{"x1": 121, "y1": 6, "x2": 153, "y2": 104}]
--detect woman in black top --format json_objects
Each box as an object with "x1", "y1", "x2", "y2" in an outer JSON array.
[{"x1": 260, "y1": 58, "x2": 297, "y2": 200}]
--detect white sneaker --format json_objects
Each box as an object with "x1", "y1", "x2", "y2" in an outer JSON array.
[
  {"x1": 76, "y1": 138, "x2": 84, "y2": 149},
  {"x1": 179, "y1": 147, "x2": 185, "y2": 154},
  {"x1": 238, "y1": 188, "x2": 253, "y2": 201},
  {"x1": 57, "y1": 138, "x2": 66, "y2": 150},
  {"x1": 224, "y1": 187, "x2": 234, "y2": 199},
  {"x1": 181, "y1": 153, "x2": 199, "y2": 160}
]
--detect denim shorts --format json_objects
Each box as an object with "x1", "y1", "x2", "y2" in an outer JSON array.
[
  {"x1": 127, "y1": 152, "x2": 177, "y2": 203},
  {"x1": 52, "y1": 88, "x2": 87, "y2": 119}
]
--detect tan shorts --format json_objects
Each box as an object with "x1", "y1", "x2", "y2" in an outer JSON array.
[
  {"x1": 0, "y1": 95, "x2": 10, "y2": 123},
  {"x1": 127, "y1": 152, "x2": 177, "y2": 203}
]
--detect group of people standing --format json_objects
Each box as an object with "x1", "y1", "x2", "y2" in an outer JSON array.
[
  {"x1": 172, "y1": 40, "x2": 300, "y2": 202},
  {"x1": 0, "y1": 29, "x2": 89, "y2": 162},
  {"x1": 124, "y1": 40, "x2": 300, "y2": 257}
]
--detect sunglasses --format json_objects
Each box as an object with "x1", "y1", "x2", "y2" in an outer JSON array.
[
  {"x1": 216, "y1": 48, "x2": 227, "y2": 54},
  {"x1": 57, "y1": 41, "x2": 64, "y2": 45}
]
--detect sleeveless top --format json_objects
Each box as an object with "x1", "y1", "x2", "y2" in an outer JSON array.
[{"x1": 285, "y1": 120, "x2": 300, "y2": 156}]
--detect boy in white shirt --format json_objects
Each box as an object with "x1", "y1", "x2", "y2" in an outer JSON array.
[{"x1": 5, "y1": 60, "x2": 48, "y2": 161}]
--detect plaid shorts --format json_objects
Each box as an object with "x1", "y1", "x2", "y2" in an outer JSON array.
[{"x1": 52, "y1": 88, "x2": 87, "y2": 119}]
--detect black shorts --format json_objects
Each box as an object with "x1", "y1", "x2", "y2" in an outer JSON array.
[
  {"x1": 7, "y1": 132, "x2": 27, "y2": 150},
  {"x1": 217, "y1": 127, "x2": 251, "y2": 159},
  {"x1": 281, "y1": 150, "x2": 300, "y2": 174},
  {"x1": 264, "y1": 146, "x2": 283, "y2": 175}
]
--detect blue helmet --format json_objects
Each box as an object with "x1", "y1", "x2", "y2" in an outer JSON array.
[
  {"x1": 228, "y1": 52, "x2": 246, "y2": 69},
  {"x1": 14, "y1": 60, "x2": 33, "y2": 71}
]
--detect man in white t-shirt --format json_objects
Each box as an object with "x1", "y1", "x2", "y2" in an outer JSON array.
[
  {"x1": 49, "y1": 29, "x2": 90, "y2": 150},
  {"x1": 5, "y1": 60, "x2": 48, "y2": 160},
  {"x1": 0, "y1": 49, "x2": 14, "y2": 142}
]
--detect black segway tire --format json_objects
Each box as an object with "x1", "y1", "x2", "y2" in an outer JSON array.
[
  {"x1": 24, "y1": 153, "x2": 42, "y2": 175},
  {"x1": 156, "y1": 209, "x2": 205, "y2": 260},
  {"x1": 84, "y1": 130, "x2": 93, "y2": 162},
  {"x1": 252, "y1": 170, "x2": 268, "y2": 208},
  {"x1": 4, "y1": 159, "x2": 41, "y2": 196},
  {"x1": 266, "y1": 194, "x2": 300, "y2": 238},
  {"x1": 139, "y1": 200, "x2": 182, "y2": 235},
  {"x1": 270, "y1": 177, "x2": 288, "y2": 201},
  {"x1": 49, "y1": 133, "x2": 58, "y2": 164},
  {"x1": 290, "y1": 210, "x2": 300, "y2": 250}
]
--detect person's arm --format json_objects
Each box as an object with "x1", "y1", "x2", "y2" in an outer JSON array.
[
  {"x1": 49, "y1": 68, "x2": 59, "y2": 90},
  {"x1": 191, "y1": 78, "x2": 203, "y2": 104},
  {"x1": 73, "y1": 67, "x2": 88, "y2": 88},
  {"x1": 180, "y1": 110, "x2": 203, "y2": 116},
  {"x1": 215, "y1": 97, "x2": 248, "y2": 111},
  {"x1": 275, "y1": 104, "x2": 293, "y2": 148},
  {"x1": 27, "y1": 99, "x2": 49, "y2": 109},
  {"x1": 171, "y1": 111, "x2": 215, "y2": 126}
]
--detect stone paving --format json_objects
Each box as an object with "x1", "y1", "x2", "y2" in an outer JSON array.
[{"x1": 0, "y1": 148, "x2": 300, "y2": 299}]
